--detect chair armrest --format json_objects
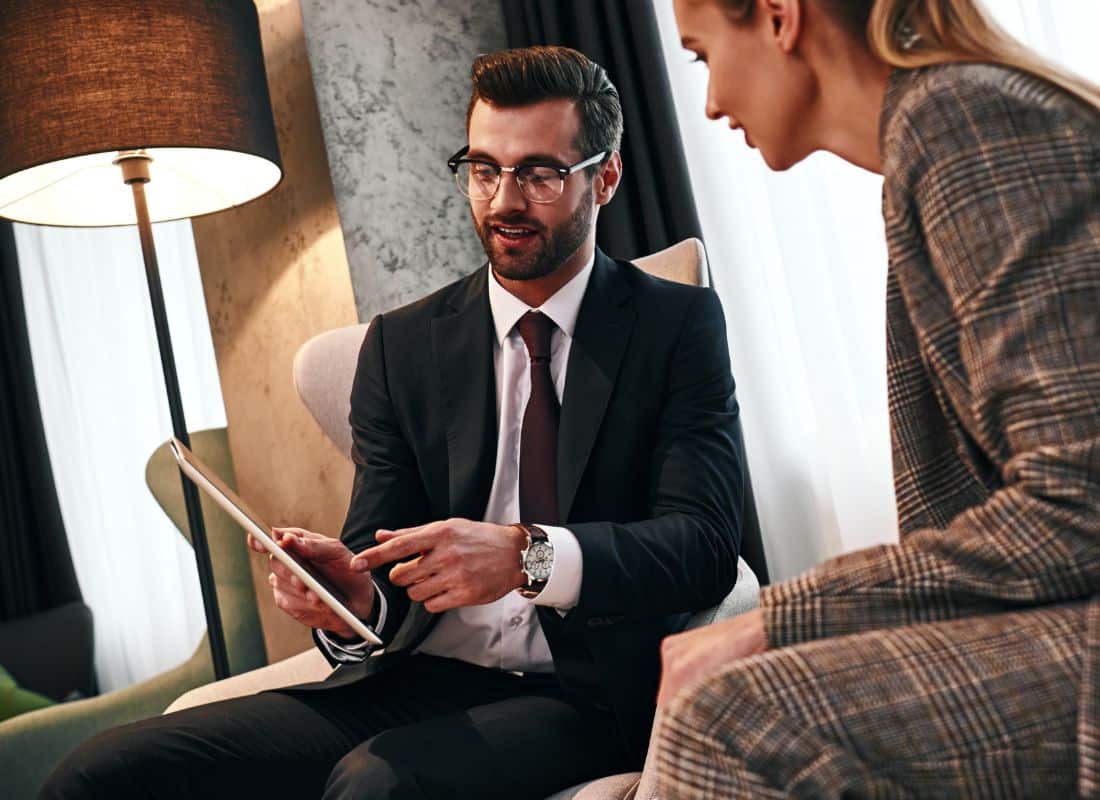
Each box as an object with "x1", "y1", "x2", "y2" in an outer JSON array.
[
  {"x1": 165, "y1": 647, "x2": 332, "y2": 714},
  {"x1": 687, "y1": 557, "x2": 760, "y2": 630},
  {"x1": 0, "y1": 601, "x2": 96, "y2": 700},
  {"x1": 0, "y1": 641, "x2": 215, "y2": 799},
  {"x1": 546, "y1": 772, "x2": 642, "y2": 800},
  {"x1": 629, "y1": 559, "x2": 761, "y2": 800}
]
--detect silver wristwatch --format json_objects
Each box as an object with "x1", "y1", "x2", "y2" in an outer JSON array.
[{"x1": 514, "y1": 523, "x2": 554, "y2": 599}]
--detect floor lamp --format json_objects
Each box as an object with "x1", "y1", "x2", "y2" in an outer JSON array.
[{"x1": 0, "y1": 0, "x2": 283, "y2": 681}]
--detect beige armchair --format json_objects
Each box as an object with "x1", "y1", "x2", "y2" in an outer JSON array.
[{"x1": 168, "y1": 239, "x2": 763, "y2": 800}]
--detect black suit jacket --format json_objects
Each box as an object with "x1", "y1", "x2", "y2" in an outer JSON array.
[{"x1": 321, "y1": 249, "x2": 745, "y2": 758}]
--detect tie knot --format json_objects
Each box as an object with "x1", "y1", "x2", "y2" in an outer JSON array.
[{"x1": 517, "y1": 311, "x2": 556, "y2": 362}]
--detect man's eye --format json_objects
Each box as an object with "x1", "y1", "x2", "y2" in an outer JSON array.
[
  {"x1": 471, "y1": 165, "x2": 497, "y2": 179},
  {"x1": 524, "y1": 169, "x2": 556, "y2": 185}
]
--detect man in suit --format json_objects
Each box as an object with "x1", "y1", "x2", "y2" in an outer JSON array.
[{"x1": 42, "y1": 46, "x2": 745, "y2": 800}]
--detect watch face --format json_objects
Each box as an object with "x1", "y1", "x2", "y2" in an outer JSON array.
[{"x1": 525, "y1": 541, "x2": 554, "y2": 582}]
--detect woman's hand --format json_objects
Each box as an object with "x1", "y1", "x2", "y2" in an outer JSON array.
[{"x1": 657, "y1": 608, "x2": 767, "y2": 710}]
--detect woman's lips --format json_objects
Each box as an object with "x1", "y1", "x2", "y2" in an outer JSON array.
[{"x1": 730, "y1": 123, "x2": 756, "y2": 149}]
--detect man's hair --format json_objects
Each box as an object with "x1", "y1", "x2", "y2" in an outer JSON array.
[{"x1": 466, "y1": 46, "x2": 623, "y2": 168}]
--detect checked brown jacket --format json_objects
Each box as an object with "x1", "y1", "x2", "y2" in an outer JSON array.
[{"x1": 754, "y1": 63, "x2": 1100, "y2": 795}]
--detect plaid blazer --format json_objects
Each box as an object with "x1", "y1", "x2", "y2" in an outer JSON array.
[{"x1": 760, "y1": 64, "x2": 1100, "y2": 793}]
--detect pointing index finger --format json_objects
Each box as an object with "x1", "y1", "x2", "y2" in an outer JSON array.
[
  {"x1": 355, "y1": 527, "x2": 441, "y2": 570},
  {"x1": 348, "y1": 524, "x2": 421, "y2": 569}
]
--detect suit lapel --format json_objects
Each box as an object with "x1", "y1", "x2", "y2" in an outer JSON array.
[
  {"x1": 432, "y1": 267, "x2": 498, "y2": 520},
  {"x1": 558, "y1": 251, "x2": 635, "y2": 521}
]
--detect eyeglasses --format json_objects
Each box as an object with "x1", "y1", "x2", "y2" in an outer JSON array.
[{"x1": 447, "y1": 146, "x2": 608, "y2": 204}]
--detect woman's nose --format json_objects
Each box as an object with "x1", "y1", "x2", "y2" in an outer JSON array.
[{"x1": 705, "y1": 86, "x2": 725, "y2": 121}]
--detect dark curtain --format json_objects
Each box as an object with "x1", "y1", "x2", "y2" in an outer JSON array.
[
  {"x1": 0, "y1": 220, "x2": 82, "y2": 621},
  {"x1": 502, "y1": 0, "x2": 704, "y2": 262}
]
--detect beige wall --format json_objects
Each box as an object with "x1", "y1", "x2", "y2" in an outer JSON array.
[{"x1": 191, "y1": 0, "x2": 357, "y2": 662}]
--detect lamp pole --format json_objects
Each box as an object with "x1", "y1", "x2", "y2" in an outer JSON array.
[{"x1": 115, "y1": 151, "x2": 230, "y2": 681}]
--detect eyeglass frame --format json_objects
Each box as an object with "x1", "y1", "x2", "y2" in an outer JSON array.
[{"x1": 446, "y1": 146, "x2": 609, "y2": 204}]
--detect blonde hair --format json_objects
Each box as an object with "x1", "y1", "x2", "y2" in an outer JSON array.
[{"x1": 716, "y1": 0, "x2": 1100, "y2": 108}]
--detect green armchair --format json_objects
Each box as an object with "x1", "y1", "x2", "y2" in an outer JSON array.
[{"x1": 0, "y1": 428, "x2": 267, "y2": 799}]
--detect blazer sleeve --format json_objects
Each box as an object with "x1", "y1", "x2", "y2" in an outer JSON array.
[
  {"x1": 337, "y1": 313, "x2": 433, "y2": 644},
  {"x1": 762, "y1": 74, "x2": 1100, "y2": 649},
  {"x1": 566, "y1": 288, "x2": 745, "y2": 623}
]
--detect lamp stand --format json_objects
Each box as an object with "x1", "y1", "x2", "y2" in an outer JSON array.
[{"x1": 115, "y1": 151, "x2": 231, "y2": 681}]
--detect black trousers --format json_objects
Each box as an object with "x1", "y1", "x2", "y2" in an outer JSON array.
[{"x1": 41, "y1": 654, "x2": 634, "y2": 800}]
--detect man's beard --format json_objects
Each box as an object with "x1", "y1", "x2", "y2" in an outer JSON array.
[{"x1": 474, "y1": 192, "x2": 594, "y2": 281}]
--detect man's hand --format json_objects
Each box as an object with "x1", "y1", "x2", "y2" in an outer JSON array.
[
  {"x1": 352, "y1": 518, "x2": 526, "y2": 613},
  {"x1": 656, "y1": 608, "x2": 767, "y2": 710},
  {"x1": 247, "y1": 527, "x2": 375, "y2": 640}
]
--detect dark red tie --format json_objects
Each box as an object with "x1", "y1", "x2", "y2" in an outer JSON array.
[{"x1": 517, "y1": 311, "x2": 560, "y2": 525}]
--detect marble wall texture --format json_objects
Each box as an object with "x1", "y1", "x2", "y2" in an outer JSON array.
[{"x1": 300, "y1": 0, "x2": 508, "y2": 321}]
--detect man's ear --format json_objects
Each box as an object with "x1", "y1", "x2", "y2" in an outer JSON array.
[
  {"x1": 761, "y1": 0, "x2": 802, "y2": 55},
  {"x1": 594, "y1": 152, "x2": 623, "y2": 206}
]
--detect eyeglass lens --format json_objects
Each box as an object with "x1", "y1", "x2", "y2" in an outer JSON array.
[{"x1": 454, "y1": 162, "x2": 564, "y2": 203}]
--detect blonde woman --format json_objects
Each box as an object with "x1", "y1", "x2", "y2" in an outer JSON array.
[{"x1": 658, "y1": 0, "x2": 1100, "y2": 796}]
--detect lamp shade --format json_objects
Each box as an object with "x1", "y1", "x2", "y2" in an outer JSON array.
[{"x1": 0, "y1": 0, "x2": 283, "y2": 227}]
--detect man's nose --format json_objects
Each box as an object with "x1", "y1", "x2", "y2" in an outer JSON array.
[{"x1": 490, "y1": 170, "x2": 527, "y2": 214}]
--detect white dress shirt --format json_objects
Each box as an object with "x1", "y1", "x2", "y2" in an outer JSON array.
[{"x1": 320, "y1": 256, "x2": 592, "y2": 671}]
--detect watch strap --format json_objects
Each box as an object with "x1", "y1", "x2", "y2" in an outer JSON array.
[{"x1": 514, "y1": 523, "x2": 551, "y2": 598}]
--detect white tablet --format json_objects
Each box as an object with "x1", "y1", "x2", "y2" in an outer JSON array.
[{"x1": 169, "y1": 437, "x2": 383, "y2": 646}]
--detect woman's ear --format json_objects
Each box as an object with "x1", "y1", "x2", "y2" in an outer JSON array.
[
  {"x1": 594, "y1": 152, "x2": 623, "y2": 206},
  {"x1": 762, "y1": 0, "x2": 803, "y2": 55}
]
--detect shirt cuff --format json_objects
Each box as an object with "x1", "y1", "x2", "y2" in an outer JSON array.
[
  {"x1": 315, "y1": 579, "x2": 387, "y2": 663},
  {"x1": 371, "y1": 580, "x2": 388, "y2": 632},
  {"x1": 527, "y1": 525, "x2": 582, "y2": 611}
]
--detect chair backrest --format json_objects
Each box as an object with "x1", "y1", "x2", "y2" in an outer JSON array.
[
  {"x1": 633, "y1": 237, "x2": 710, "y2": 287},
  {"x1": 145, "y1": 428, "x2": 267, "y2": 675},
  {"x1": 293, "y1": 324, "x2": 368, "y2": 459},
  {"x1": 293, "y1": 237, "x2": 768, "y2": 582}
]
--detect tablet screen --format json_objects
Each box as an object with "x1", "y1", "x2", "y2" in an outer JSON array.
[{"x1": 169, "y1": 437, "x2": 382, "y2": 645}]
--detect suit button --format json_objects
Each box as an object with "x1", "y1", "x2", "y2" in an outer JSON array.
[{"x1": 509, "y1": 615, "x2": 523, "y2": 628}]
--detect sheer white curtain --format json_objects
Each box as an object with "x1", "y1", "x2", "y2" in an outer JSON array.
[
  {"x1": 15, "y1": 221, "x2": 227, "y2": 692},
  {"x1": 653, "y1": 0, "x2": 1100, "y2": 582}
]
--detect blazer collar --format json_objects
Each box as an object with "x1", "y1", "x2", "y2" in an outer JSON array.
[
  {"x1": 432, "y1": 265, "x2": 497, "y2": 519},
  {"x1": 557, "y1": 249, "x2": 636, "y2": 520}
]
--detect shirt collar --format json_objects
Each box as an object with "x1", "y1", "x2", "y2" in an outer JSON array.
[{"x1": 487, "y1": 253, "x2": 595, "y2": 345}]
